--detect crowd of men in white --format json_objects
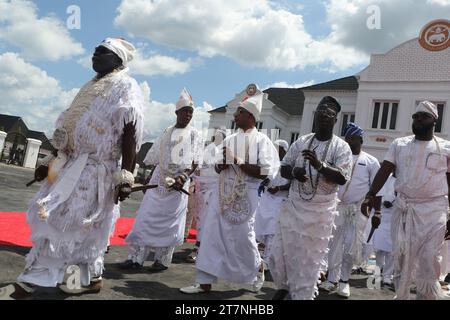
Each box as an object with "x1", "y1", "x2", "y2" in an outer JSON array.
[{"x1": 0, "y1": 37, "x2": 449, "y2": 300}]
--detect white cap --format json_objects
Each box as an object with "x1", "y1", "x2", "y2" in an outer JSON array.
[
  {"x1": 239, "y1": 93, "x2": 263, "y2": 121},
  {"x1": 415, "y1": 101, "x2": 438, "y2": 119},
  {"x1": 176, "y1": 88, "x2": 194, "y2": 111},
  {"x1": 100, "y1": 37, "x2": 136, "y2": 66}
]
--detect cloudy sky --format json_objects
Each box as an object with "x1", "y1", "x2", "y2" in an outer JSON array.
[{"x1": 0, "y1": 0, "x2": 449, "y2": 142}]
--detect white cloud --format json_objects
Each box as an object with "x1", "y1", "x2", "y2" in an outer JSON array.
[
  {"x1": 139, "y1": 81, "x2": 211, "y2": 142},
  {"x1": 0, "y1": 0, "x2": 84, "y2": 61},
  {"x1": 114, "y1": 0, "x2": 367, "y2": 71},
  {"x1": 325, "y1": 0, "x2": 450, "y2": 55},
  {"x1": 130, "y1": 51, "x2": 194, "y2": 76},
  {"x1": 77, "y1": 49, "x2": 195, "y2": 77},
  {"x1": 0, "y1": 52, "x2": 208, "y2": 145},
  {"x1": 0, "y1": 52, "x2": 78, "y2": 134},
  {"x1": 264, "y1": 80, "x2": 315, "y2": 89}
]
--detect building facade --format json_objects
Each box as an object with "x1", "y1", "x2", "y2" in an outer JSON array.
[{"x1": 208, "y1": 20, "x2": 450, "y2": 161}]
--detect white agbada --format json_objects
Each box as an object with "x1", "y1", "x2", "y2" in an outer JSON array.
[
  {"x1": 269, "y1": 133, "x2": 353, "y2": 300},
  {"x1": 373, "y1": 175, "x2": 396, "y2": 253},
  {"x1": 126, "y1": 126, "x2": 203, "y2": 248},
  {"x1": 18, "y1": 69, "x2": 144, "y2": 287},
  {"x1": 326, "y1": 151, "x2": 380, "y2": 283},
  {"x1": 255, "y1": 171, "x2": 289, "y2": 240},
  {"x1": 195, "y1": 128, "x2": 280, "y2": 284},
  {"x1": 194, "y1": 142, "x2": 221, "y2": 242},
  {"x1": 385, "y1": 135, "x2": 450, "y2": 299}
]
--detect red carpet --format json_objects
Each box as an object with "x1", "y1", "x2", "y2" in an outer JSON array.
[{"x1": 0, "y1": 212, "x2": 197, "y2": 247}]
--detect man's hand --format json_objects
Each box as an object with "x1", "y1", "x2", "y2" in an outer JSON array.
[
  {"x1": 34, "y1": 165, "x2": 49, "y2": 182},
  {"x1": 292, "y1": 167, "x2": 308, "y2": 183},
  {"x1": 172, "y1": 175, "x2": 188, "y2": 191},
  {"x1": 361, "y1": 194, "x2": 375, "y2": 218},
  {"x1": 301, "y1": 149, "x2": 321, "y2": 169},
  {"x1": 268, "y1": 187, "x2": 280, "y2": 195},
  {"x1": 371, "y1": 212, "x2": 382, "y2": 229},
  {"x1": 117, "y1": 183, "x2": 132, "y2": 202}
]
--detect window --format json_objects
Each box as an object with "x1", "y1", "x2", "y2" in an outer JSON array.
[
  {"x1": 340, "y1": 113, "x2": 356, "y2": 136},
  {"x1": 291, "y1": 132, "x2": 300, "y2": 145},
  {"x1": 230, "y1": 121, "x2": 237, "y2": 130},
  {"x1": 371, "y1": 101, "x2": 398, "y2": 130},
  {"x1": 256, "y1": 122, "x2": 263, "y2": 130},
  {"x1": 415, "y1": 101, "x2": 445, "y2": 133}
]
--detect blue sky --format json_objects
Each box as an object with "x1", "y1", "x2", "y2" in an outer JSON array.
[{"x1": 1, "y1": 0, "x2": 449, "y2": 141}]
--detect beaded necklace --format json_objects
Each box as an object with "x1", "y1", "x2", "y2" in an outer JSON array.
[{"x1": 298, "y1": 134, "x2": 334, "y2": 201}]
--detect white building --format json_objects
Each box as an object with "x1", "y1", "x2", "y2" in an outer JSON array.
[{"x1": 208, "y1": 20, "x2": 450, "y2": 160}]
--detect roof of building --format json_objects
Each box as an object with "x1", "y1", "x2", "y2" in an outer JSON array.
[
  {"x1": 263, "y1": 88, "x2": 305, "y2": 116},
  {"x1": 208, "y1": 106, "x2": 227, "y2": 114},
  {"x1": 207, "y1": 76, "x2": 359, "y2": 117},
  {"x1": 0, "y1": 114, "x2": 22, "y2": 132},
  {"x1": 301, "y1": 76, "x2": 359, "y2": 91}
]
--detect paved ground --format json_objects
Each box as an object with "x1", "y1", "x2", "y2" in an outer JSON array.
[{"x1": 0, "y1": 163, "x2": 395, "y2": 300}]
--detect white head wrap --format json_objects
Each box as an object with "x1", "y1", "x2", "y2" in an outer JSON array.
[
  {"x1": 100, "y1": 38, "x2": 136, "y2": 66},
  {"x1": 239, "y1": 93, "x2": 263, "y2": 121},
  {"x1": 415, "y1": 101, "x2": 438, "y2": 119},
  {"x1": 274, "y1": 139, "x2": 289, "y2": 152},
  {"x1": 176, "y1": 88, "x2": 194, "y2": 111}
]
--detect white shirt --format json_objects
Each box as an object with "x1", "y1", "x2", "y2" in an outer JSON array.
[
  {"x1": 338, "y1": 151, "x2": 380, "y2": 204},
  {"x1": 384, "y1": 135, "x2": 450, "y2": 199},
  {"x1": 219, "y1": 128, "x2": 280, "y2": 187},
  {"x1": 143, "y1": 125, "x2": 204, "y2": 176},
  {"x1": 281, "y1": 133, "x2": 353, "y2": 198}
]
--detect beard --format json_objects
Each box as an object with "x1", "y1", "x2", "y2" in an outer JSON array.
[{"x1": 412, "y1": 122, "x2": 434, "y2": 136}]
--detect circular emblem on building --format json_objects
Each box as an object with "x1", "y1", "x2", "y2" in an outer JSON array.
[
  {"x1": 246, "y1": 84, "x2": 257, "y2": 96},
  {"x1": 419, "y1": 19, "x2": 450, "y2": 52}
]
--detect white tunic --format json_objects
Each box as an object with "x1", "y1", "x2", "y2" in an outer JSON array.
[
  {"x1": 255, "y1": 171, "x2": 289, "y2": 239},
  {"x1": 269, "y1": 133, "x2": 353, "y2": 300},
  {"x1": 384, "y1": 135, "x2": 450, "y2": 299},
  {"x1": 373, "y1": 175, "x2": 396, "y2": 252},
  {"x1": 196, "y1": 128, "x2": 280, "y2": 284},
  {"x1": 338, "y1": 151, "x2": 380, "y2": 205},
  {"x1": 329, "y1": 151, "x2": 380, "y2": 265},
  {"x1": 194, "y1": 143, "x2": 220, "y2": 242},
  {"x1": 126, "y1": 126, "x2": 203, "y2": 248},
  {"x1": 22, "y1": 70, "x2": 144, "y2": 283}
]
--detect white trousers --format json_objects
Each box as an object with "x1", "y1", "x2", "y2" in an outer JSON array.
[
  {"x1": 259, "y1": 234, "x2": 275, "y2": 268},
  {"x1": 127, "y1": 245, "x2": 176, "y2": 267},
  {"x1": 375, "y1": 250, "x2": 394, "y2": 283}
]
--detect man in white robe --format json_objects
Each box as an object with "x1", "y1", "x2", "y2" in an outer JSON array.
[
  {"x1": 255, "y1": 140, "x2": 290, "y2": 270},
  {"x1": 373, "y1": 174, "x2": 396, "y2": 289},
  {"x1": 0, "y1": 38, "x2": 144, "y2": 299},
  {"x1": 185, "y1": 129, "x2": 228, "y2": 263},
  {"x1": 269, "y1": 96, "x2": 353, "y2": 300},
  {"x1": 180, "y1": 93, "x2": 280, "y2": 294},
  {"x1": 320, "y1": 123, "x2": 381, "y2": 298},
  {"x1": 362, "y1": 101, "x2": 450, "y2": 300},
  {"x1": 121, "y1": 88, "x2": 203, "y2": 272}
]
